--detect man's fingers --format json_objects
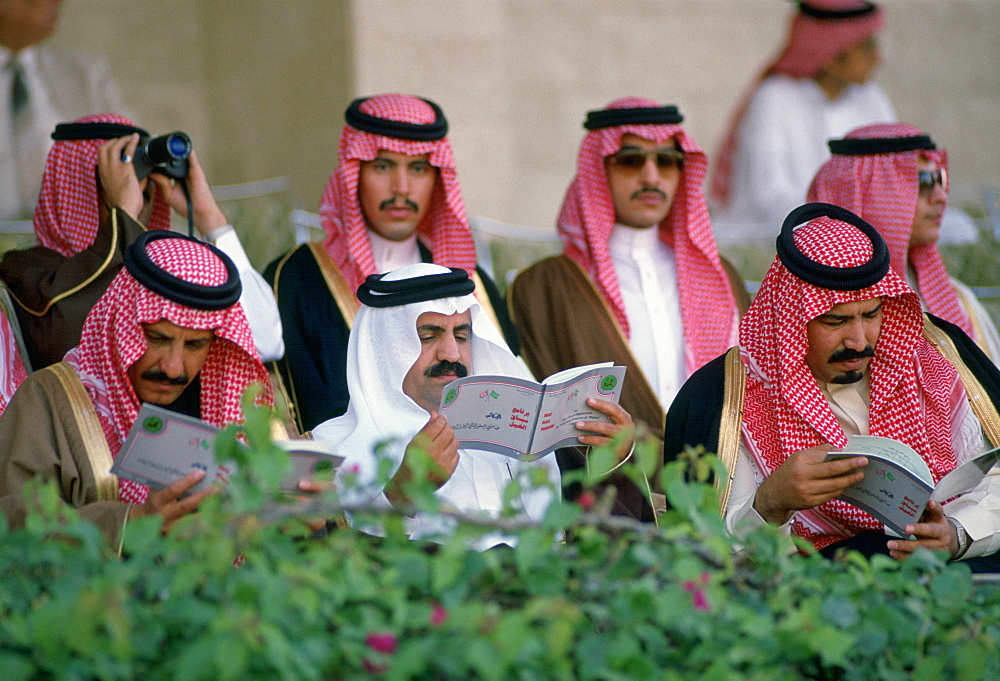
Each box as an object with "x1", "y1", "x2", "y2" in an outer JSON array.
[
  {"x1": 420, "y1": 413, "x2": 449, "y2": 439},
  {"x1": 806, "y1": 470, "x2": 865, "y2": 498},
  {"x1": 123, "y1": 133, "x2": 140, "y2": 157},
  {"x1": 813, "y1": 456, "x2": 868, "y2": 478},
  {"x1": 166, "y1": 486, "x2": 213, "y2": 520},
  {"x1": 575, "y1": 420, "x2": 612, "y2": 438},
  {"x1": 157, "y1": 468, "x2": 207, "y2": 503}
]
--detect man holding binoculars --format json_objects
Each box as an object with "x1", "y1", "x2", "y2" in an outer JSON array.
[{"x1": 0, "y1": 112, "x2": 282, "y2": 372}]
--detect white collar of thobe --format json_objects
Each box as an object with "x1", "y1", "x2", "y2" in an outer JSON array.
[
  {"x1": 608, "y1": 222, "x2": 664, "y2": 261},
  {"x1": 817, "y1": 374, "x2": 872, "y2": 435},
  {"x1": 367, "y1": 229, "x2": 421, "y2": 274}
]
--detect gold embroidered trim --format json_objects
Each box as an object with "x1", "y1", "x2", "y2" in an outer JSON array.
[
  {"x1": 717, "y1": 346, "x2": 746, "y2": 516},
  {"x1": 559, "y1": 256, "x2": 665, "y2": 429},
  {"x1": 47, "y1": 362, "x2": 118, "y2": 502},
  {"x1": 305, "y1": 242, "x2": 359, "y2": 329}
]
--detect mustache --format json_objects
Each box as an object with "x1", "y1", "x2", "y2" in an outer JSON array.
[
  {"x1": 425, "y1": 361, "x2": 469, "y2": 378},
  {"x1": 141, "y1": 368, "x2": 189, "y2": 385},
  {"x1": 828, "y1": 346, "x2": 875, "y2": 364},
  {"x1": 631, "y1": 188, "x2": 667, "y2": 201},
  {"x1": 379, "y1": 196, "x2": 419, "y2": 212}
]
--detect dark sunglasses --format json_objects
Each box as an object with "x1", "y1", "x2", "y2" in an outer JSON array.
[
  {"x1": 606, "y1": 147, "x2": 684, "y2": 172},
  {"x1": 917, "y1": 168, "x2": 947, "y2": 195}
]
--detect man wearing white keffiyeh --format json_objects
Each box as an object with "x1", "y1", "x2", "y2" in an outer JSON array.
[{"x1": 313, "y1": 263, "x2": 642, "y2": 548}]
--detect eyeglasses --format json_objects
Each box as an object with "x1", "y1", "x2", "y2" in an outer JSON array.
[
  {"x1": 606, "y1": 147, "x2": 684, "y2": 173},
  {"x1": 917, "y1": 168, "x2": 947, "y2": 195}
]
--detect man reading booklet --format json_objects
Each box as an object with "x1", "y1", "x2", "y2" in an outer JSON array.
[
  {"x1": 312, "y1": 264, "x2": 657, "y2": 548},
  {"x1": 0, "y1": 230, "x2": 273, "y2": 546},
  {"x1": 665, "y1": 205, "x2": 1000, "y2": 571}
]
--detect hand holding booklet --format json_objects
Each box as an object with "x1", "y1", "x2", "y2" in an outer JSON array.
[
  {"x1": 110, "y1": 404, "x2": 344, "y2": 497},
  {"x1": 827, "y1": 435, "x2": 1000, "y2": 537},
  {"x1": 438, "y1": 362, "x2": 626, "y2": 461}
]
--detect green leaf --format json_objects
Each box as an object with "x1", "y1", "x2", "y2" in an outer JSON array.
[
  {"x1": 911, "y1": 655, "x2": 947, "y2": 681},
  {"x1": 956, "y1": 638, "x2": 991, "y2": 681},
  {"x1": 0, "y1": 653, "x2": 35, "y2": 681},
  {"x1": 820, "y1": 596, "x2": 859, "y2": 628}
]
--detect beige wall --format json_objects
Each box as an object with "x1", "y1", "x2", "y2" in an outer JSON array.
[
  {"x1": 52, "y1": 0, "x2": 354, "y2": 210},
  {"x1": 51, "y1": 0, "x2": 999, "y2": 230}
]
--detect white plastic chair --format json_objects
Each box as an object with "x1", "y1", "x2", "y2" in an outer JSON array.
[{"x1": 469, "y1": 216, "x2": 563, "y2": 293}]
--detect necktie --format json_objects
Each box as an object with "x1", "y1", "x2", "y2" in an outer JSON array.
[
  {"x1": 3, "y1": 58, "x2": 31, "y2": 218},
  {"x1": 9, "y1": 58, "x2": 28, "y2": 121}
]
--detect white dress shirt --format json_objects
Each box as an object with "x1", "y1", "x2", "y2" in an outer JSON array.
[
  {"x1": 608, "y1": 223, "x2": 686, "y2": 408},
  {"x1": 717, "y1": 75, "x2": 895, "y2": 235}
]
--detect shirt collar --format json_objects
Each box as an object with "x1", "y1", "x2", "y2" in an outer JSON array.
[
  {"x1": 367, "y1": 228, "x2": 421, "y2": 273},
  {"x1": 608, "y1": 222, "x2": 661, "y2": 259}
]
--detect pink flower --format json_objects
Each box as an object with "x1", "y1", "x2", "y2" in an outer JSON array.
[
  {"x1": 430, "y1": 603, "x2": 448, "y2": 627},
  {"x1": 365, "y1": 632, "x2": 398, "y2": 655},
  {"x1": 577, "y1": 491, "x2": 596, "y2": 511},
  {"x1": 682, "y1": 572, "x2": 712, "y2": 612},
  {"x1": 347, "y1": 463, "x2": 361, "y2": 475}
]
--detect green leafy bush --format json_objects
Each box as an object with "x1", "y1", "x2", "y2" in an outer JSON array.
[{"x1": 2, "y1": 403, "x2": 998, "y2": 680}]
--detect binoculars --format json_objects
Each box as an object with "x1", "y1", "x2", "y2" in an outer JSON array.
[{"x1": 133, "y1": 132, "x2": 192, "y2": 180}]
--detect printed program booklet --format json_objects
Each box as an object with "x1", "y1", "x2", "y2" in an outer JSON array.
[
  {"x1": 827, "y1": 435, "x2": 1000, "y2": 537},
  {"x1": 110, "y1": 403, "x2": 343, "y2": 496},
  {"x1": 438, "y1": 362, "x2": 626, "y2": 461}
]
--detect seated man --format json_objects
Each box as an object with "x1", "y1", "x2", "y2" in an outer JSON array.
[
  {"x1": 509, "y1": 98, "x2": 748, "y2": 438},
  {"x1": 313, "y1": 264, "x2": 651, "y2": 548},
  {"x1": 266, "y1": 93, "x2": 516, "y2": 433},
  {"x1": 0, "y1": 225, "x2": 273, "y2": 545},
  {"x1": 665, "y1": 204, "x2": 1000, "y2": 571},
  {"x1": 808, "y1": 122, "x2": 1000, "y2": 361},
  {"x1": 0, "y1": 113, "x2": 283, "y2": 370}
]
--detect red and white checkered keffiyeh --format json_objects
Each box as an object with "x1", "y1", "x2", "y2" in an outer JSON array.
[
  {"x1": 558, "y1": 96, "x2": 737, "y2": 375},
  {"x1": 711, "y1": 1, "x2": 884, "y2": 207},
  {"x1": 64, "y1": 237, "x2": 272, "y2": 504},
  {"x1": 33, "y1": 113, "x2": 172, "y2": 258},
  {"x1": 318, "y1": 94, "x2": 477, "y2": 292},
  {"x1": 740, "y1": 216, "x2": 963, "y2": 549},
  {"x1": 806, "y1": 122, "x2": 971, "y2": 337},
  {"x1": 0, "y1": 312, "x2": 28, "y2": 415}
]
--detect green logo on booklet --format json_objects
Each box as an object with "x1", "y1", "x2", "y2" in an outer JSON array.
[
  {"x1": 143, "y1": 416, "x2": 164, "y2": 433},
  {"x1": 312, "y1": 460, "x2": 334, "y2": 474},
  {"x1": 444, "y1": 388, "x2": 457, "y2": 405},
  {"x1": 600, "y1": 375, "x2": 618, "y2": 391}
]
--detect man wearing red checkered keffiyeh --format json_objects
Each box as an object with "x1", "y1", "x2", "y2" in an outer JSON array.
[
  {"x1": 266, "y1": 93, "x2": 516, "y2": 434},
  {"x1": 808, "y1": 122, "x2": 1000, "y2": 362},
  {"x1": 665, "y1": 204, "x2": 1000, "y2": 570},
  {"x1": 710, "y1": 1, "x2": 893, "y2": 232},
  {"x1": 0, "y1": 226, "x2": 272, "y2": 546},
  {"x1": 0, "y1": 112, "x2": 284, "y2": 371},
  {"x1": 509, "y1": 97, "x2": 748, "y2": 440}
]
